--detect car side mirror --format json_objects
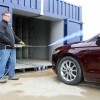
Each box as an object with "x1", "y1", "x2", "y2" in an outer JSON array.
[{"x1": 96, "y1": 37, "x2": 100, "y2": 45}]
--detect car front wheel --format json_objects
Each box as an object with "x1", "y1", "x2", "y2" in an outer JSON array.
[{"x1": 57, "y1": 56, "x2": 82, "y2": 85}]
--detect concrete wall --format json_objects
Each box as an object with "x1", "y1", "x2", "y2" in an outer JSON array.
[{"x1": 49, "y1": 20, "x2": 64, "y2": 59}]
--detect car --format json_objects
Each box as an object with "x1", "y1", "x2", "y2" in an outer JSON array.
[{"x1": 52, "y1": 33, "x2": 100, "y2": 85}]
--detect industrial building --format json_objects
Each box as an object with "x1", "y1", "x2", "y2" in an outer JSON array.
[{"x1": 0, "y1": 0, "x2": 82, "y2": 69}]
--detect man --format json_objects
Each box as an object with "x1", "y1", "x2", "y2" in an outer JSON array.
[{"x1": 0, "y1": 12, "x2": 25, "y2": 83}]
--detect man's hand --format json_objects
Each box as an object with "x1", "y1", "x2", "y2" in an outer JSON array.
[
  {"x1": 10, "y1": 44, "x2": 15, "y2": 48},
  {"x1": 18, "y1": 41, "x2": 25, "y2": 45},
  {"x1": 6, "y1": 44, "x2": 15, "y2": 48}
]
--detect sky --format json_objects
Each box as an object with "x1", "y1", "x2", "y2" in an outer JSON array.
[{"x1": 64, "y1": 0, "x2": 100, "y2": 40}]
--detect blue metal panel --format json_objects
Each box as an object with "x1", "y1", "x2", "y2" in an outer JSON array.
[
  {"x1": 63, "y1": 2, "x2": 66, "y2": 17},
  {"x1": 70, "y1": 5, "x2": 73, "y2": 19},
  {"x1": 68, "y1": 3, "x2": 70, "y2": 18},
  {"x1": 0, "y1": 0, "x2": 82, "y2": 21},
  {"x1": 31, "y1": 0, "x2": 35, "y2": 9},
  {"x1": 35, "y1": 0, "x2": 38, "y2": 9},
  {"x1": 59, "y1": 0, "x2": 62, "y2": 16},
  {"x1": 12, "y1": 0, "x2": 18, "y2": 4},
  {"x1": 65, "y1": 2, "x2": 68, "y2": 18},
  {"x1": 60, "y1": 1, "x2": 71, "y2": 19},
  {"x1": 19, "y1": 0, "x2": 24, "y2": 6},
  {"x1": 75, "y1": 6, "x2": 78, "y2": 21},
  {"x1": 50, "y1": 0, "x2": 53, "y2": 14},
  {"x1": 57, "y1": 0, "x2": 59, "y2": 15},
  {"x1": 73, "y1": 6, "x2": 76, "y2": 20},
  {"x1": 75, "y1": 6, "x2": 77, "y2": 20},
  {"x1": 0, "y1": 0, "x2": 3, "y2": 3},
  {"x1": 60, "y1": 1, "x2": 64, "y2": 16},
  {"x1": 37, "y1": 0, "x2": 41, "y2": 10},
  {"x1": 64, "y1": 19, "x2": 83, "y2": 44},
  {"x1": 62, "y1": 2, "x2": 65, "y2": 17},
  {"x1": 4, "y1": 0, "x2": 11, "y2": 3},
  {"x1": 43, "y1": 0, "x2": 48, "y2": 12},
  {"x1": 80, "y1": 22, "x2": 83, "y2": 41},
  {"x1": 59, "y1": 0, "x2": 66, "y2": 17},
  {"x1": 9, "y1": 6, "x2": 12, "y2": 25},
  {"x1": 64, "y1": 19, "x2": 68, "y2": 44},
  {"x1": 67, "y1": 5, "x2": 82, "y2": 22},
  {"x1": 43, "y1": 0, "x2": 82, "y2": 20},
  {"x1": 72, "y1": 5, "x2": 74, "y2": 19},
  {"x1": 30, "y1": 0, "x2": 41, "y2": 10},
  {"x1": 54, "y1": 0, "x2": 57, "y2": 14},
  {"x1": 25, "y1": 0, "x2": 30, "y2": 7},
  {"x1": 78, "y1": 7, "x2": 80, "y2": 21},
  {"x1": 54, "y1": 0, "x2": 60, "y2": 15},
  {"x1": 44, "y1": 0, "x2": 61, "y2": 19},
  {"x1": 27, "y1": 0, "x2": 41, "y2": 12},
  {"x1": 11, "y1": 0, "x2": 41, "y2": 14},
  {"x1": 79, "y1": 6, "x2": 82, "y2": 21}
]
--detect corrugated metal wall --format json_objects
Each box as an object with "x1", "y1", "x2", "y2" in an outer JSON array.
[
  {"x1": 43, "y1": 0, "x2": 82, "y2": 22},
  {"x1": 0, "y1": 0, "x2": 41, "y2": 14},
  {"x1": 0, "y1": 0, "x2": 82, "y2": 22}
]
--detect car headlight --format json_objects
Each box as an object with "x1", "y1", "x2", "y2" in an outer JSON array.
[{"x1": 53, "y1": 49, "x2": 60, "y2": 54}]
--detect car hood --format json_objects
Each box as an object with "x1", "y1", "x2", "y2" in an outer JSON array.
[
  {"x1": 70, "y1": 42, "x2": 91, "y2": 48},
  {"x1": 58, "y1": 41, "x2": 92, "y2": 50},
  {"x1": 55, "y1": 41, "x2": 92, "y2": 51}
]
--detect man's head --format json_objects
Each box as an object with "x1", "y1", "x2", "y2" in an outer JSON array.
[{"x1": 2, "y1": 12, "x2": 11, "y2": 22}]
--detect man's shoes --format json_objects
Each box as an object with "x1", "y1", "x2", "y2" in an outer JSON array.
[
  {"x1": 8, "y1": 77, "x2": 19, "y2": 80},
  {"x1": 0, "y1": 78, "x2": 7, "y2": 83}
]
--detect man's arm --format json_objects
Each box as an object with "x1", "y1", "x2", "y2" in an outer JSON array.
[
  {"x1": 13, "y1": 30, "x2": 25, "y2": 45},
  {"x1": 14, "y1": 34, "x2": 22, "y2": 43},
  {"x1": 0, "y1": 24, "x2": 14, "y2": 45}
]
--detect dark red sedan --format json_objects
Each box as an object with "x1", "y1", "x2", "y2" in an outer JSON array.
[{"x1": 52, "y1": 34, "x2": 100, "y2": 85}]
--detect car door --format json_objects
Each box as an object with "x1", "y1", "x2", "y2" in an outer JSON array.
[{"x1": 87, "y1": 37, "x2": 100, "y2": 82}]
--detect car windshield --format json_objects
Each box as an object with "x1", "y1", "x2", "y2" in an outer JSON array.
[{"x1": 84, "y1": 33, "x2": 100, "y2": 43}]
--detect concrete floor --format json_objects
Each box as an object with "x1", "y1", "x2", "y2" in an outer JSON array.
[
  {"x1": 0, "y1": 69, "x2": 100, "y2": 100},
  {"x1": 16, "y1": 59, "x2": 52, "y2": 69}
]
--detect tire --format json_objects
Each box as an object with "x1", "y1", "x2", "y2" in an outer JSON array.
[{"x1": 57, "y1": 56, "x2": 82, "y2": 85}]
